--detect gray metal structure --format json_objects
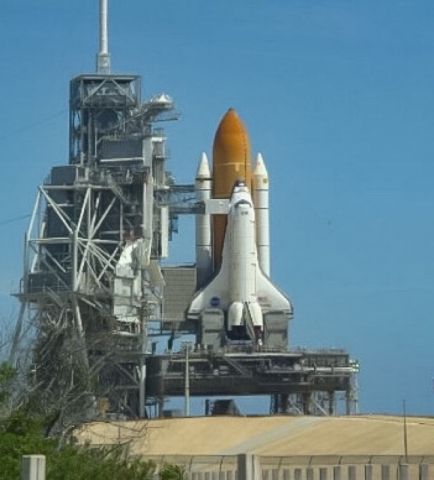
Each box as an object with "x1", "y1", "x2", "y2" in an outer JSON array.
[
  {"x1": 146, "y1": 349, "x2": 359, "y2": 416},
  {"x1": 11, "y1": 0, "x2": 195, "y2": 418},
  {"x1": 11, "y1": 0, "x2": 359, "y2": 419}
]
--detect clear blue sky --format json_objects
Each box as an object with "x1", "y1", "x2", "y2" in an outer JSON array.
[{"x1": 1, "y1": 0, "x2": 434, "y2": 415}]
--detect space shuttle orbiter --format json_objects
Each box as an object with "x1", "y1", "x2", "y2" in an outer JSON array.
[{"x1": 187, "y1": 109, "x2": 292, "y2": 346}]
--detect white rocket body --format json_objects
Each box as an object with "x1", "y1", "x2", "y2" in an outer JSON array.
[
  {"x1": 195, "y1": 153, "x2": 212, "y2": 288},
  {"x1": 253, "y1": 153, "x2": 270, "y2": 276},
  {"x1": 189, "y1": 183, "x2": 291, "y2": 337},
  {"x1": 225, "y1": 185, "x2": 263, "y2": 330}
]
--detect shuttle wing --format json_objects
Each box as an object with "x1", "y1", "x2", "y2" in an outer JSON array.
[
  {"x1": 187, "y1": 252, "x2": 231, "y2": 318},
  {"x1": 188, "y1": 214, "x2": 240, "y2": 318},
  {"x1": 187, "y1": 262, "x2": 292, "y2": 319},
  {"x1": 256, "y1": 267, "x2": 293, "y2": 315}
]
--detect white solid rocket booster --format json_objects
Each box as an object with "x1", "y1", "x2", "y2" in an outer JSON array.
[
  {"x1": 195, "y1": 153, "x2": 212, "y2": 287},
  {"x1": 253, "y1": 153, "x2": 270, "y2": 276}
]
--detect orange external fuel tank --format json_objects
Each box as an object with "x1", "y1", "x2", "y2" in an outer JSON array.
[{"x1": 212, "y1": 108, "x2": 253, "y2": 270}]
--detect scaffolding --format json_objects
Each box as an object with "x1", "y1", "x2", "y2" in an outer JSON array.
[{"x1": 10, "y1": 67, "x2": 194, "y2": 418}]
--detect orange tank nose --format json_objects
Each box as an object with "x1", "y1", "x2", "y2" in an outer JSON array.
[{"x1": 212, "y1": 108, "x2": 252, "y2": 270}]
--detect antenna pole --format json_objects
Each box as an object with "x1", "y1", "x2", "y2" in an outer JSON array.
[
  {"x1": 403, "y1": 399, "x2": 409, "y2": 462},
  {"x1": 96, "y1": 0, "x2": 111, "y2": 73}
]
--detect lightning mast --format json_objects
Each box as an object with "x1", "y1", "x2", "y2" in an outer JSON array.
[{"x1": 96, "y1": 0, "x2": 111, "y2": 74}]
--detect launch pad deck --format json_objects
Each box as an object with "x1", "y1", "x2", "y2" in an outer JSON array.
[{"x1": 145, "y1": 348, "x2": 359, "y2": 415}]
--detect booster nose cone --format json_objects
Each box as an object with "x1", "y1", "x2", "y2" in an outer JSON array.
[
  {"x1": 196, "y1": 152, "x2": 211, "y2": 180},
  {"x1": 253, "y1": 153, "x2": 268, "y2": 179},
  {"x1": 212, "y1": 108, "x2": 253, "y2": 271}
]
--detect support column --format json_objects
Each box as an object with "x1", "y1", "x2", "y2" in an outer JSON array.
[
  {"x1": 139, "y1": 314, "x2": 147, "y2": 418},
  {"x1": 345, "y1": 388, "x2": 351, "y2": 415},
  {"x1": 184, "y1": 345, "x2": 190, "y2": 417},
  {"x1": 157, "y1": 396, "x2": 164, "y2": 418},
  {"x1": 278, "y1": 394, "x2": 289, "y2": 414},
  {"x1": 328, "y1": 391, "x2": 335, "y2": 415},
  {"x1": 282, "y1": 470, "x2": 290, "y2": 480},
  {"x1": 381, "y1": 465, "x2": 389, "y2": 480},
  {"x1": 419, "y1": 463, "x2": 429, "y2": 480},
  {"x1": 419, "y1": 464, "x2": 429, "y2": 480},
  {"x1": 319, "y1": 468, "x2": 328, "y2": 480},
  {"x1": 237, "y1": 454, "x2": 261, "y2": 480},
  {"x1": 398, "y1": 464, "x2": 409, "y2": 480},
  {"x1": 302, "y1": 393, "x2": 312, "y2": 415},
  {"x1": 270, "y1": 394, "x2": 278, "y2": 415},
  {"x1": 348, "y1": 466, "x2": 356, "y2": 480},
  {"x1": 21, "y1": 455, "x2": 46, "y2": 480}
]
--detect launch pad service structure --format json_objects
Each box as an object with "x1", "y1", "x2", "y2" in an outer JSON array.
[{"x1": 10, "y1": 0, "x2": 359, "y2": 419}]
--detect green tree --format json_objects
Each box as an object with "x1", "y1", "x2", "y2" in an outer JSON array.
[
  {"x1": 0, "y1": 362, "x2": 157, "y2": 480},
  {"x1": 0, "y1": 362, "x2": 15, "y2": 406},
  {"x1": 160, "y1": 464, "x2": 186, "y2": 480}
]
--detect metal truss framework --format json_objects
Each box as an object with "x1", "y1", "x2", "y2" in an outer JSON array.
[
  {"x1": 146, "y1": 349, "x2": 359, "y2": 417},
  {"x1": 9, "y1": 64, "x2": 201, "y2": 422},
  {"x1": 13, "y1": 177, "x2": 143, "y2": 414}
]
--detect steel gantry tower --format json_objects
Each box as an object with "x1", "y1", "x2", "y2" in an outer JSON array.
[{"x1": 10, "y1": 0, "x2": 195, "y2": 419}]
